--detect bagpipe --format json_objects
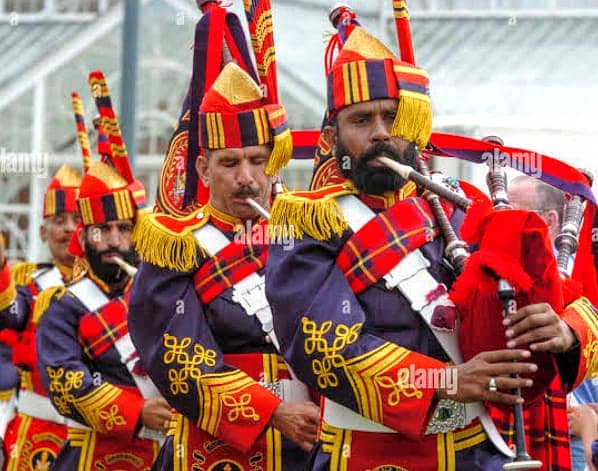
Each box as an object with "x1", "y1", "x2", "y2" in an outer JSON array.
[{"x1": 376, "y1": 132, "x2": 597, "y2": 469}]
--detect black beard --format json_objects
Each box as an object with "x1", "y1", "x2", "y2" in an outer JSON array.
[
  {"x1": 84, "y1": 243, "x2": 138, "y2": 285},
  {"x1": 336, "y1": 142, "x2": 418, "y2": 195}
]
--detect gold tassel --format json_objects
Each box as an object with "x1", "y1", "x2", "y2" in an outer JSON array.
[
  {"x1": 265, "y1": 128, "x2": 293, "y2": 177},
  {"x1": 10, "y1": 262, "x2": 37, "y2": 286},
  {"x1": 32, "y1": 285, "x2": 67, "y2": 324},
  {"x1": 269, "y1": 193, "x2": 348, "y2": 242},
  {"x1": 132, "y1": 210, "x2": 204, "y2": 272},
  {"x1": 392, "y1": 92, "x2": 432, "y2": 150}
]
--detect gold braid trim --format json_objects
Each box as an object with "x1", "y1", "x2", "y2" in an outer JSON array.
[
  {"x1": 10, "y1": 261, "x2": 37, "y2": 286},
  {"x1": 32, "y1": 285, "x2": 67, "y2": 324},
  {"x1": 269, "y1": 190, "x2": 351, "y2": 242},
  {"x1": 131, "y1": 209, "x2": 207, "y2": 272}
]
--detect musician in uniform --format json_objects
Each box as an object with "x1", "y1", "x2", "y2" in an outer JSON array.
[
  {"x1": 0, "y1": 164, "x2": 81, "y2": 470},
  {"x1": 128, "y1": 59, "x2": 319, "y2": 471},
  {"x1": 265, "y1": 26, "x2": 594, "y2": 470},
  {"x1": 35, "y1": 147, "x2": 170, "y2": 468}
]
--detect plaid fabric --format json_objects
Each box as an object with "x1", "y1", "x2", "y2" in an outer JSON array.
[
  {"x1": 489, "y1": 382, "x2": 571, "y2": 471},
  {"x1": 193, "y1": 222, "x2": 268, "y2": 305},
  {"x1": 336, "y1": 197, "x2": 452, "y2": 294},
  {"x1": 78, "y1": 295, "x2": 129, "y2": 360}
]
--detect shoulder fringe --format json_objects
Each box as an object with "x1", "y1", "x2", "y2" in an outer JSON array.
[
  {"x1": 32, "y1": 285, "x2": 67, "y2": 324},
  {"x1": 269, "y1": 192, "x2": 348, "y2": 241},
  {"x1": 132, "y1": 209, "x2": 206, "y2": 272},
  {"x1": 10, "y1": 262, "x2": 37, "y2": 286}
]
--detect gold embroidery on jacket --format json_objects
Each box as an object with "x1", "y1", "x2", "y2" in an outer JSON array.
[
  {"x1": 163, "y1": 334, "x2": 217, "y2": 396},
  {"x1": 46, "y1": 367, "x2": 84, "y2": 415},
  {"x1": 301, "y1": 317, "x2": 362, "y2": 389}
]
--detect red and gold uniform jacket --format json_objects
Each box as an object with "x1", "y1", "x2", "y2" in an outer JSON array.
[
  {"x1": 264, "y1": 182, "x2": 595, "y2": 471},
  {"x1": 128, "y1": 204, "x2": 311, "y2": 471},
  {"x1": 0, "y1": 260, "x2": 71, "y2": 470},
  {"x1": 36, "y1": 265, "x2": 161, "y2": 471}
]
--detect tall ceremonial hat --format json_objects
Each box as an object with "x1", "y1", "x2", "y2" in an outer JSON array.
[
  {"x1": 311, "y1": 3, "x2": 361, "y2": 189},
  {"x1": 311, "y1": 2, "x2": 430, "y2": 189},
  {"x1": 75, "y1": 71, "x2": 146, "y2": 228},
  {"x1": 198, "y1": 60, "x2": 292, "y2": 177},
  {"x1": 156, "y1": 0, "x2": 287, "y2": 215},
  {"x1": 42, "y1": 164, "x2": 82, "y2": 218},
  {"x1": 326, "y1": 26, "x2": 431, "y2": 149}
]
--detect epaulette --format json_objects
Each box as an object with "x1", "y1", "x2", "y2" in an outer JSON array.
[
  {"x1": 31, "y1": 285, "x2": 67, "y2": 324},
  {"x1": 10, "y1": 262, "x2": 45, "y2": 286},
  {"x1": 132, "y1": 207, "x2": 209, "y2": 271},
  {"x1": 269, "y1": 182, "x2": 356, "y2": 241}
]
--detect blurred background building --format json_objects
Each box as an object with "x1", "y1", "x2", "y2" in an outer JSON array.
[{"x1": 1, "y1": 0, "x2": 597, "y2": 261}]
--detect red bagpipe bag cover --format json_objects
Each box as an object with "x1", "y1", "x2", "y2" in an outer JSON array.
[{"x1": 450, "y1": 189, "x2": 562, "y2": 403}]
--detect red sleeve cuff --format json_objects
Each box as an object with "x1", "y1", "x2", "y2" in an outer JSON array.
[
  {"x1": 561, "y1": 297, "x2": 597, "y2": 386},
  {"x1": 96, "y1": 385, "x2": 145, "y2": 440},
  {"x1": 215, "y1": 382, "x2": 281, "y2": 453}
]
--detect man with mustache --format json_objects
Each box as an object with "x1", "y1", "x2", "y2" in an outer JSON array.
[
  {"x1": 128, "y1": 11, "x2": 319, "y2": 466},
  {"x1": 265, "y1": 26, "x2": 588, "y2": 470},
  {"x1": 35, "y1": 157, "x2": 169, "y2": 470},
  {"x1": 0, "y1": 164, "x2": 80, "y2": 470}
]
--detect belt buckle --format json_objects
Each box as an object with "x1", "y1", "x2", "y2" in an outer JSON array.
[
  {"x1": 259, "y1": 378, "x2": 283, "y2": 399},
  {"x1": 232, "y1": 276, "x2": 268, "y2": 316},
  {"x1": 425, "y1": 399, "x2": 466, "y2": 435}
]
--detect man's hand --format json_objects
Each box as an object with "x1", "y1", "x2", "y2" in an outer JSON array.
[
  {"x1": 436, "y1": 349, "x2": 536, "y2": 405},
  {"x1": 503, "y1": 303, "x2": 577, "y2": 353},
  {"x1": 141, "y1": 397, "x2": 174, "y2": 432},
  {"x1": 568, "y1": 404, "x2": 598, "y2": 438},
  {"x1": 269, "y1": 401, "x2": 320, "y2": 452}
]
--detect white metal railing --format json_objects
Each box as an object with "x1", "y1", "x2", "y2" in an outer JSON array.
[
  {"x1": 409, "y1": 0, "x2": 598, "y2": 10},
  {"x1": 0, "y1": 0, "x2": 114, "y2": 15}
]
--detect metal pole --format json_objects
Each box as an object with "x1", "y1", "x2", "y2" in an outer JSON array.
[
  {"x1": 28, "y1": 82, "x2": 45, "y2": 262},
  {"x1": 378, "y1": 0, "x2": 386, "y2": 40},
  {"x1": 120, "y1": 0, "x2": 140, "y2": 171}
]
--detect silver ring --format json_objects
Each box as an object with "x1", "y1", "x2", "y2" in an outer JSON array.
[{"x1": 488, "y1": 377, "x2": 498, "y2": 393}]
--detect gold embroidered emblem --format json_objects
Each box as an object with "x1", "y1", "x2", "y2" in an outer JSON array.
[
  {"x1": 163, "y1": 334, "x2": 217, "y2": 395},
  {"x1": 98, "y1": 404, "x2": 126, "y2": 431},
  {"x1": 585, "y1": 330, "x2": 598, "y2": 378},
  {"x1": 375, "y1": 368, "x2": 423, "y2": 406},
  {"x1": 302, "y1": 317, "x2": 362, "y2": 389},
  {"x1": 221, "y1": 393, "x2": 260, "y2": 422},
  {"x1": 46, "y1": 367, "x2": 84, "y2": 415}
]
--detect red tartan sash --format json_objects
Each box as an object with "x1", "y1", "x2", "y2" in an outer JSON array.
[
  {"x1": 78, "y1": 294, "x2": 129, "y2": 359},
  {"x1": 336, "y1": 196, "x2": 453, "y2": 294},
  {"x1": 193, "y1": 223, "x2": 268, "y2": 305}
]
